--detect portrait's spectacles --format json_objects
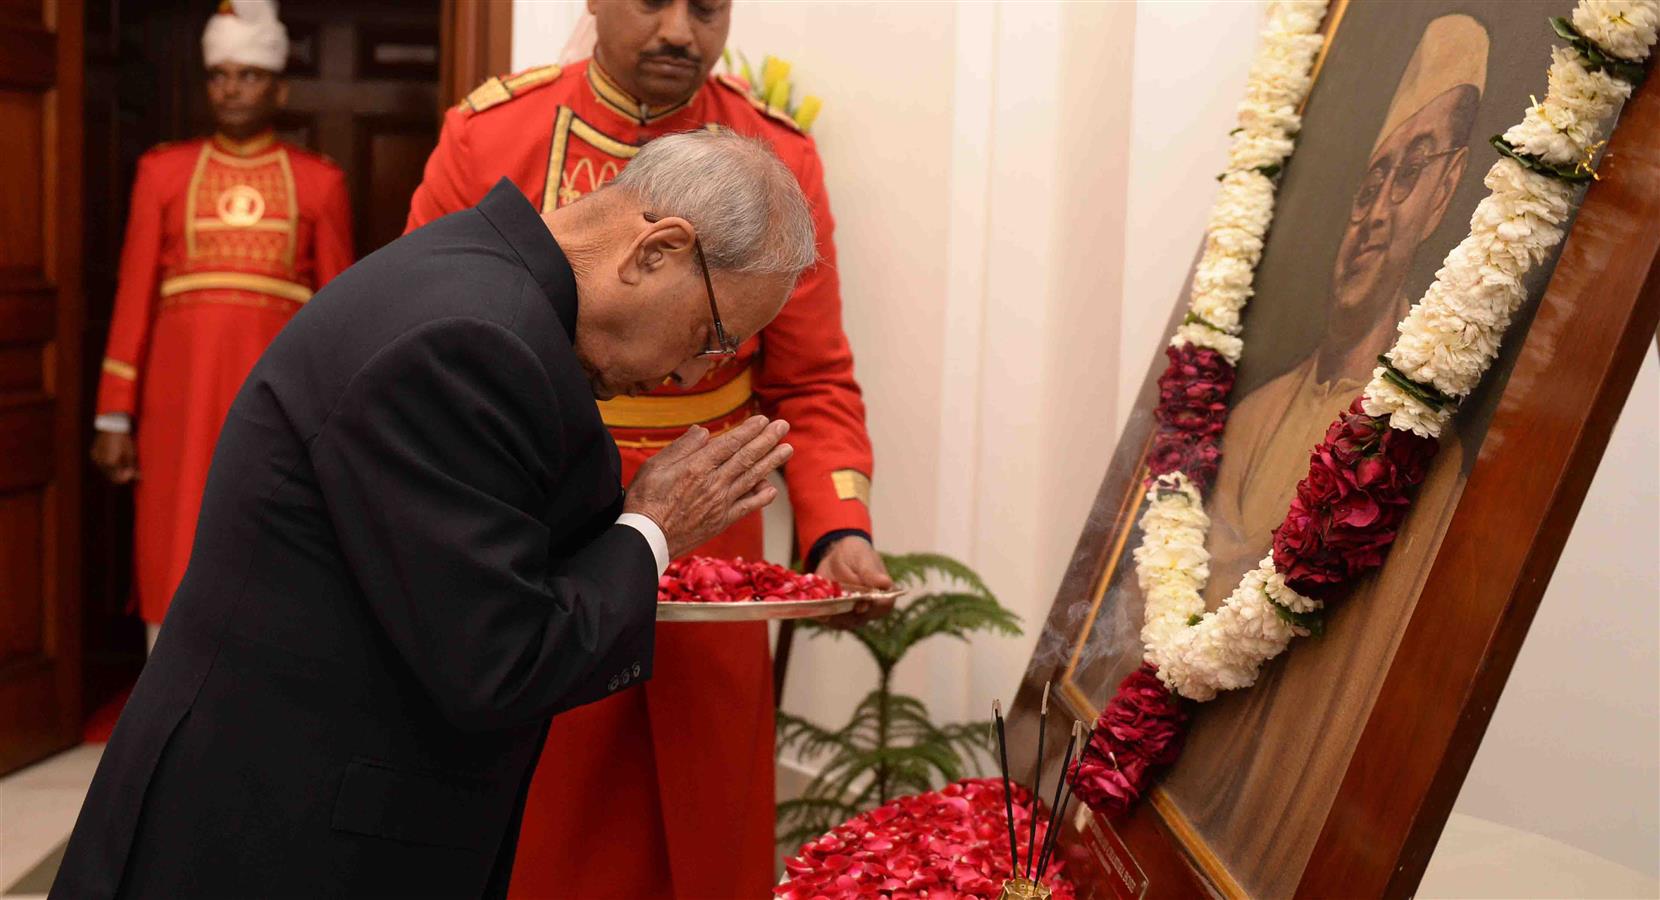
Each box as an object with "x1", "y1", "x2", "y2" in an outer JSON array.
[
  {"x1": 1349, "y1": 145, "x2": 1462, "y2": 223},
  {"x1": 643, "y1": 212, "x2": 739, "y2": 359}
]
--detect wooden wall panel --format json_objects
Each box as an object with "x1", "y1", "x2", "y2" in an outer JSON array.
[
  {"x1": 356, "y1": 115, "x2": 438, "y2": 252},
  {"x1": 0, "y1": 345, "x2": 43, "y2": 392},
  {"x1": 0, "y1": 490, "x2": 46, "y2": 665},
  {"x1": 0, "y1": 0, "x2": 83, "y2": 777},
  {"x1": 0, "y1": 89, "x2": 45, "y2": 272},
  {"x1": 0, "y1": 0, "x2": 43, "y2": 26}
]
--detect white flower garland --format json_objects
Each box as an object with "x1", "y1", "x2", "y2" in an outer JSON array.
[
  {"x1": 1137, "y1": 0, "x2": 1659, "y2": 702},
  {"x1": 1170, "y1": 0, "x2": 1328, "y2": 365}
]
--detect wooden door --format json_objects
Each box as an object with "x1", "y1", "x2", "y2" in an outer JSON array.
[
  {"x1": 0, "y1": 0, "x2": 85, "y2": 776},
  {"x1": 265, "y1": 0, "x2": 442, "y2": 255}
]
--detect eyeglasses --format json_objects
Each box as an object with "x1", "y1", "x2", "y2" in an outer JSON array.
[
  {"x1": 1349, "y1": 144, "x2": 1461, "y2": 223},
  {"x1": 644, "y1": 212, "x2": 739, "y2": 359}
]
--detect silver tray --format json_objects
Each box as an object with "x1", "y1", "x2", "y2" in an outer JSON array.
[{"x1": 656, "y1": 588, "x2": 905, "y2": 622}]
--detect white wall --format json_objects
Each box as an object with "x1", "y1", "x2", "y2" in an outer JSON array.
[
  {"x1": 511, "y1": 1, "x2": 583, "y2": 70},
  {"x1": 1117, "y1": 0, "x2": 1266, "y2": 434},
  {"x1": 724, "y1": 0, "x2": 970, "y2": 730},
  {"x1": 1449, "y1": 351, "x2": 1660, "y2": 877},
  {"x1": 511, "y1": 0, "x2": 1658, "y2": 876}
]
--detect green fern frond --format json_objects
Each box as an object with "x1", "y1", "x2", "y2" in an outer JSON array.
[
  {"x1": 889, "y1": 593, "x2": 1022, "y2": 652},
  {"x1": 776, "y1": 711, "x2": 859, "y2": 760},
  {"x1": 881, "y1": 552, "x2": 996, "y2": 598},
  {"x1": 936, "y1": 719, "x2": 997, "y2": 775}
]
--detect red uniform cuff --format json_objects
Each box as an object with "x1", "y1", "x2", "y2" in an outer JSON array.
[{"x1": 791, "y1": 467, "x2": 874, "y2": 561}]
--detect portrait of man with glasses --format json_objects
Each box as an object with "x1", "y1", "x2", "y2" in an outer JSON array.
[{"x1": 1200, "y1": 13, "x2": 1490, "y2": 611}]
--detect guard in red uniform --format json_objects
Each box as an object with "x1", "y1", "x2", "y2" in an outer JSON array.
[
  {"x1": 90, "y1": 0, "x2": 353, "y2": 651},
  {"x1": 405, "y1": 2, "x2": 891, "y2": 896}
]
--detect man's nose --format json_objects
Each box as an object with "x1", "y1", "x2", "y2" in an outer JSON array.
[
  {"x1": 669, "y1": 358, "x2": 714, "y2": 387},
  {"x1": 1367, "y1": 202, "x2": 1391, "y2": 233},
  {"x1": 657, "y1": 0, "x2": 696, "y2": 49}
]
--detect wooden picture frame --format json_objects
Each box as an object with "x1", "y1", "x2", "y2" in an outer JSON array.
[{"x1": 1005, "y1": 2, "x2": 1660, "y2": 897}]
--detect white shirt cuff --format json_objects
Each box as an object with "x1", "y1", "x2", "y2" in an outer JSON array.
[
  {"x1": 615, "y1": 512, "x2": 670, "y2": 576},
  {"x1": 94, "y1": 413, "x2": 132, "y2": 434}
]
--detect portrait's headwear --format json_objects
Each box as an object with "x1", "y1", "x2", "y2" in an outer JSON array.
[
  {"x1": 203, "y1": 0, "x2": 289, "y2": 73},
  {"x1": 1372, "y1": 14, "x2": 1489, "y2": 152}
]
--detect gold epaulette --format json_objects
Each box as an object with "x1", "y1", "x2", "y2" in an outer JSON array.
[
  {"x1": 713, "y1": 73, "x2": 804, "y2": 134},
  {"x1": 458, "y1": 63, "x2": 564, "y2": 115}
]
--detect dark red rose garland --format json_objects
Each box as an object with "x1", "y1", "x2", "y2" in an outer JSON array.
[{"x1": 1146, "y1": 345, "x2": 1236, "y2": 492}]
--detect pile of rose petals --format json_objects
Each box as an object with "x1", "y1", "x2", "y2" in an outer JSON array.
[
  {"x1": 657, "y1": 556, "x2": 844, "y2": 604},
  {"x1": 777, "y1": 778, "x2": 1077, "y2": 900}
]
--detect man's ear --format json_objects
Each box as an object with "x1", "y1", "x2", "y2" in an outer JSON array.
[
  {"x1": 1421, "y1": 146, "x2": 1467, "y2": 241},
  {"x1": 616, "y1": 215, "x2": 696, "y2": 286},
  {"x1": 274, "y1": 79, "x2": 290, "y2": 110}
]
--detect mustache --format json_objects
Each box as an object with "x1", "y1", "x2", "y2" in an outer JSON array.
[{"x1": 641, "y1": 46, "x2": 701, "y2": 64}]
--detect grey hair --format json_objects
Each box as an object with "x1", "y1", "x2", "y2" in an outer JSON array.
[{"x1": 609, "y1": 129, "x2": 817, "y2": 278}]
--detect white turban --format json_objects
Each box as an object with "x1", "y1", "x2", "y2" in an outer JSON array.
[{"x1": 203, "y1": 0, "x2": 289, "y2": 73}]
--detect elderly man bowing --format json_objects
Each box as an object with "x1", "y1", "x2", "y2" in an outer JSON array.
[
  {"x1": 52, "y1": 131, "x2": 812, "y2": 900},
  {"x1": 409, "y1": 4, "x2": 890, "y2": 892}
]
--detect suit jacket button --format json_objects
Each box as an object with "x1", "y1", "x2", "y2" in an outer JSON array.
[{"x1": 608, "y1": 677, "x2": 620, "y2": 691}]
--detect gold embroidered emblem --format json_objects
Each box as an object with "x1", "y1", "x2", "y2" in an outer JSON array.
[
  {"x1": 216, "y1": 184, "x2": 266, "y2": 226},
  {"x1": 542, "y1": 107, "x2": 640, "y2": 212}
]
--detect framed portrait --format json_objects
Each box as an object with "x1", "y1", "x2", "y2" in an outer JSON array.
[{"x1": 1008, "y1": 1, "x2": 1660, "y2": 896}]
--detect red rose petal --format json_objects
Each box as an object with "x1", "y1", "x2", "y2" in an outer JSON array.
[
  {"x1": 778, "y1": 779, "x2": 1078, "y2": 899},
  {"x1": 663, "y1": 556, "x2": 846, "y2": 605}
]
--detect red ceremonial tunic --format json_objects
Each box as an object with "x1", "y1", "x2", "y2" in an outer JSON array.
[
  {"x1": 406, "y1": 60, "x2": 875, "y2": 898},
  {"x1": 96, "y1": 132, "x2": 353, "y2": 625}
]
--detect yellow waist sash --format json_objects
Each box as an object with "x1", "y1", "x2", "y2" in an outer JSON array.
[
  {"x1": 160, "y1": 272, "x2": 313, "y2": 304},
  {"x1": 598, "y1": 367, "x2": 754, "y2": 430}
]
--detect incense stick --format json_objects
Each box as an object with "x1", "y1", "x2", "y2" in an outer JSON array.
[
  {"x1": 1025, "y1": 682, "x2": 1051, "y2": 877},
  {"x1": 1035, "y1": 720, "x2": 1082, "y2": 878},
  {"x1": 1038, "y1": 724, "x2": 1087, "y2": 879},
  {"x1": 994, "y1": 699, "x2": 1018, "y2": 878}
]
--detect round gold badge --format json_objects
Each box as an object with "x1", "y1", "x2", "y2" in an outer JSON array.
[{"x1": 216, "y1": 184, "x2": 266, "y2": 227}]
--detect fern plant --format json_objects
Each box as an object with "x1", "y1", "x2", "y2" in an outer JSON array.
[{"x1": 776, "y1": 552, "x2": 1022, "y2": 849}]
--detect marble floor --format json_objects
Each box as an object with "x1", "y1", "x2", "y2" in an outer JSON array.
[
  {"x1": 0, "y1": 745, "x2": 100, "y2": 898},
  {"x1": 4, "y1": 744, "x2": 1656, "y2": 898}
]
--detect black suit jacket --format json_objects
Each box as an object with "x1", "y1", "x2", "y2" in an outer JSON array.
[{"x1": 53, "y1": 180, "x2": 657, "y2": 899}]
